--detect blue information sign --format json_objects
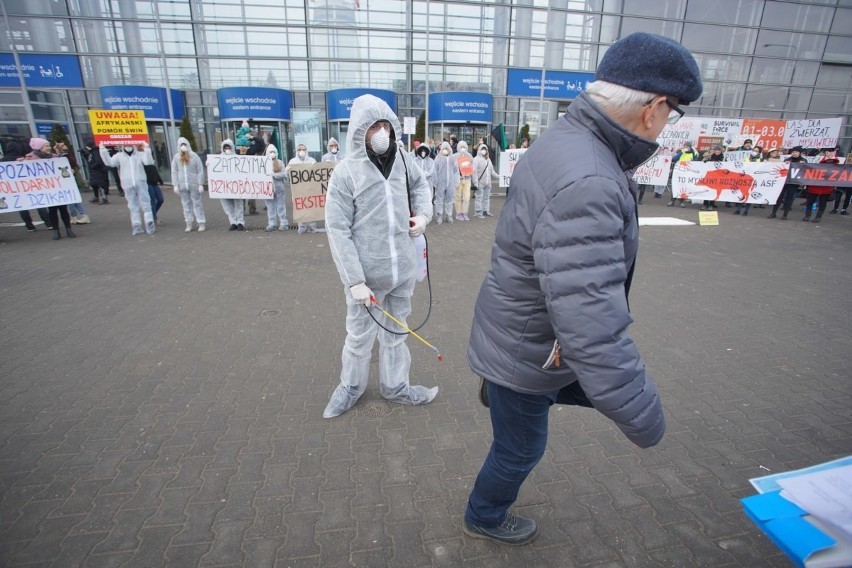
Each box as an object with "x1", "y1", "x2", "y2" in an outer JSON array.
[
  {"x1": 506, "y1": 69, "x2": 594, "y2": 99},
  {"x1": 0, "y1": 53, "x2": 84, "y2": 88},
  {"x1": 217, "y1": 87, "x2": 293, "y2": 121},
  {"x1": 428, "y1": 92, "x2": 493, "y2": 124},
  {"x1": 99, "y1": 86, "x2": 186, "y2": 121},
  {"x1": 326, "y1": 89, "x2": 397, "y2": 122}
]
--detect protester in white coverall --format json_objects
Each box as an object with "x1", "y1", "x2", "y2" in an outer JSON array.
[
  {"x1": 100, "y1": 143, "x2": 156, "y2": 235},
  {"x1": 171, "y1": 136, "x2": 206, "y2": 232},
  {"x1": 432, "y1": 141, "x2": 459, "y2": 224},
  {"x1": 287, "y1": 143, "x2": 319, "y2": 234},
  {"x1": 473, "y1": 143, "x2": 495, "y2": 218},
  {"x1": 213, "y1": 140, "x2": 245, "y2": 231},
  {"x1": 322, "y1": 137, "x2": 343, "y2": 163},
  {"x1": 413, "y1": 144, "x2": 434, "y2": 191},
  {"x1": 323, "y1": 94, "x2": 439, "y2": 418},
  {"x1": 265, "y1": 145, "x2": 289, "y2": 231}
]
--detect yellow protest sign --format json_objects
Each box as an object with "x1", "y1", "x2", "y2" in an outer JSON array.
[
  {"x1": 698, "y1": 211, "x2": 719, "y2": 226},
  {"x1": 88, "y1": 110, "x2": 149, "y2": 146}
]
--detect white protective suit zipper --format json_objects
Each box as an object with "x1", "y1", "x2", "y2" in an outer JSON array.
[{"x1": 384, "y1": 176, "x2": 398, "y2": 287}]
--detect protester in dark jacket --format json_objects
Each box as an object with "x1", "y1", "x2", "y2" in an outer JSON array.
[
  {"x1": 82, "y1": 139, "x2": 110, "y2": 204},
  {"x1": 144, "y1": 163, "x2": 165, "y2": 224},
  {"x1": 2, "y1": 141, "x2": 51, "y2": 232},
  {"x1": 26, "y1": 138, "x2": 75, "y2": 240},
  {"x1": 463, "y1": 32, "x2": 702, "y2": 546},
  {"x1": 769, "y1": 146, "x2": 807, "y2": 220}
]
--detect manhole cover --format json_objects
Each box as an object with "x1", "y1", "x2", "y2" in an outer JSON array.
[
  {"x1": 361, "y1": 400, "x2": 392, "y2": 419},
  {"x1": 260, "y1": 309, "x2": 281, "y2": 317}
]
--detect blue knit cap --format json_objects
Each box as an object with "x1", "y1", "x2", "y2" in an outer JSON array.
[{"x1": 595, "y1": 32, "x2": 703, "y2": 104}]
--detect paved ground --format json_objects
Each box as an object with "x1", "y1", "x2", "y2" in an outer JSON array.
[{"x1": 0, "y1": 189, "x2": 850, "y2": 568}]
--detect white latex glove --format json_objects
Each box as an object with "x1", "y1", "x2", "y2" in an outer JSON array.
[
  {"x1": 409, "y1": 215, "x2": 428, "y2": 237},
  {"x1": 173, "y1": 187, "x2": 180, "y2": 195},
  {"x1": 350, "y1": 283, "x2": 373, "y2": 307},
  {"x1": 198, "y1": 185, "x2": 204, "y2": 193}
]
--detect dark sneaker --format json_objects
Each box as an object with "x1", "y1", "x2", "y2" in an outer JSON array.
[
  {"x1": 463, "y1": 513, "x2": 538, "y2": 546},
  {"x1": 829, "y1": 209, "x2": 838, "y2": 214},
  {"x1": 236, "y1": 223, "x2": 245, "y2": 231},
  {"x1": 478, "y1": 378, "x2": 489, "y2": 408},
  {"x1": 229, "y1": 224, "x2": 237, "y2": 231}
]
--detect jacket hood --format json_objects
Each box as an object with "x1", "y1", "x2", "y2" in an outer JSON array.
[
  {"x1": 476, "y1": 144, "x2": 489, "y2": 155},
  {"x1": 220, "y1": 139, "x2": 234, "y2": 152},
  {"x1": 326, "y1": 137, "x2": 339, "y2": 151},
  {"x1": 266, "y1": 145, "x2": 278, "y2": 157},
  {"x1": 346, "y1": 94, "x2": 401, "y2": 160},
  {"x1": 177, "y1": 137, "x2": 191, "y2": 150},
  {"x1": 416, "y1": 145, "x2": 431, "y2": 158},
  {"x1": 569, "y1": 91, "x2": 659, "y2": 171},
  {"x1": 439, "y1": 141, "x2": 452, "y2": 154},
  {"x1": 457, "y1": 141, "x2": 469, "y2": 152}
]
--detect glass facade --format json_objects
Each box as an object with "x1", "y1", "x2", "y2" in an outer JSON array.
[{"x1": 1, "y1": 0, "x2": 850, "y2": 154}]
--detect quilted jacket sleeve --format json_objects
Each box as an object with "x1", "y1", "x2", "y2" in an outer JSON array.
[{"x1": 531, "y1": 175, "x2": 665, "y2": 448}]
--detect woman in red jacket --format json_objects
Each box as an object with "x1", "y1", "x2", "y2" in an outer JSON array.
[{"x1": 803, "y1": 148, "x2": 840, "y2": 223}]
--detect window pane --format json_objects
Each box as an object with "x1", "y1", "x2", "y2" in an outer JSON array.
[
  {"x1": 685, "y1": 0, "x2": 764, "y2": 26},
  {"x1": 761, "y1": 1, "x2": 834, "y2": 33},
  {"x1": 825, "y1": 36, "x2": 852, "y2": 63},
  {"x1": 5, "y1": 18, "x2": 74, "y2": 52},
  {"x1": 693, "y1": 53, "x2": 751, "y2": 82},
  {"x1": 693, "y1": 81, "x2": 746, "y2": 111},
  {"x1": 743, "y1": 84, "x2": 812, "y2": 113},
  {"x1": 3, "y1": 0, "x2": 68, "y2": 15},
  {"x1": 682, "y1": 24, "x2": 758, "y2": 55},
  {"x1": 619, "y1": 17, "x2": 683, "y2": 39},
  {"x1": 809, "y1": 91, "x2": 851, "y2": 115},
  {"x1": 831, "y1": 9, "x2": 852, "y2": 34},
  {"x1": 622, "y1": 0, "x2": 685, "y2": 18},
  {"x1": 755, "y1": 31, "x2": 827, "y2": 60}
]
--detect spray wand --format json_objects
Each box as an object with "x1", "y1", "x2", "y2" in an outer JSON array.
[{"x1": 370, "y1": 296, "x2": 443, "y2": 362}]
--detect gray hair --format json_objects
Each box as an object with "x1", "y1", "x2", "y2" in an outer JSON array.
[{"x1": 585, "y1": 80, "x2": 658, "y2": 122}]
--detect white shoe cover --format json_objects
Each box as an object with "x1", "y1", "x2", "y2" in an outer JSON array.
[
  {"x1": 323, "y1": 384, "x2": 364, "y2": 418},
  {"x1": 381, "y1": 384, "x2": 439, "y2": 406}
]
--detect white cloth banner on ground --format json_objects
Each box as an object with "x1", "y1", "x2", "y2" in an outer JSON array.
[
  {"x1": 289, "y1": 162, "x2": 335, "y2": 223},
  {"x1": 0, "y1": 157, "x2": 81, "y2": 212},
  {"x1": 632, "y1": 154, "x2": 672, "y2": 186},
  {"x1": 783, "y1": 118, "x2": 843, "y2": 149},
  {"x1": 498, "y1": 148, "x2": 526, "y2": 188},
  {"x1": 206, "y1": 155, "x2": 274, "y2": 200},
  {"x1": 671, "y1": 161, "x2": 788, "y2": 205}
]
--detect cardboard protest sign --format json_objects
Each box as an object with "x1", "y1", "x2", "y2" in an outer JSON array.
[
  {"x1": 0, "y1": 157, "x2": 81, "y2": 212},
  {"x1": 206, "y1": 155, "x2": 274, "y2": 200},
  {"x1": 289, "y1": 162, "x2": 336, "y2": 223},
  {"x1": 671, "y1": 161, "x2": 788, "y2": 205},
  {"x1": 740, "y1": 119, "x2": 786, "y2": 150},
  {"x1": 632, "y1": 154, "x2": 672, "y2": 186},
  {"x1": 88, "y1": 110, "x2": 149, "y2": 146},
  {"x1": 783, "y1": 118, "x2": 842, "y2": 149},
  {"x1": 786, "y1": 163, "x2": 852, "y2": 187},
  {"x1": 498, "y1": 148, "x2": 526, "y2": 188}
]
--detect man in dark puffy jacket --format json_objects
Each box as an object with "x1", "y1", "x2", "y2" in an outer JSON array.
[{"x1": 463, "y1": 32, "x2": 703, "y2": 546}]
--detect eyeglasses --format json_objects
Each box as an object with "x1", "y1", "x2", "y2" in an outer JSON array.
[{"x1": 646, "y1": 96, "x2": 685, "y2": 124}]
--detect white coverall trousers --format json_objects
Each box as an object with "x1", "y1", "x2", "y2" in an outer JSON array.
[
  {"x1": 178, "y1": 186, "x2": 206, "y2": 224},
  {"x1": 125, "y1": 182, "x2": 155, "y2": 234},
  {"x1": 220, "y1": 198, "x2": 244, "y2": 225}
]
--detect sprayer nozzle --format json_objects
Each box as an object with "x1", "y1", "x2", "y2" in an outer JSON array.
[{"x1": 437, "y1": 354, "x2": 443, "y2": 362}]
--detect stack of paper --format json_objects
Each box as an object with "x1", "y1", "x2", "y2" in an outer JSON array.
[{"x1": 742, "y1": 456, "x2": 852, "y2": 568}]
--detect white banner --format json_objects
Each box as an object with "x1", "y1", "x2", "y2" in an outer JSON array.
[
  {"x1": 498, "y1": 148, "x2": 526, "y2": 188},
  {"x1": 782, "y1": 118, "x2": 842, "y2": 150},
  {"x1": 632, "y1": 154, "x2": 672, "y2": 186},
  {"x1": 671, "y1": 161, "x2": 788, "y2": 205},
  {"x1": 656, "y1": 118, "x2": 701, "y2": 152},
  {"x1": 0, "y1": 157, "x2": 81, "y2": 212},
  {"x1": 698, "y1": 118, "x2": 743, "y2": 147},
  {"x1": 206, "y1": 155, "x2": 274, "y2": 200}
]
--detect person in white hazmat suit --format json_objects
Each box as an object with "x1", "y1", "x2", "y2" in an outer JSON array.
[
  {"x1": 212, "y1": 140, "x2": 245, "y2": 231},
  {"x1": 287, "y1": 143, "x2": 319, "y2": 234},
  {"x1": 323, "y1": 94, "x2": 439, "y2": 419},
  {"x1": 432, "y1": 141, "x2": 459, "y2": 224},
  {"x1": 321, "y1": 137, "x2": 343, "y2": 163},
  {"x1": 472, "y1": 143, "x2": 495, "y2": 218},
  {"x1": 100, "y1": 143, "x2": 156, "y2": 235},
  {"x1": 171, "y1": 136, "x2": 206, "y2": 232},
  {"x1": 265, "y1": 144, "x2": 289, "y2": 231}
]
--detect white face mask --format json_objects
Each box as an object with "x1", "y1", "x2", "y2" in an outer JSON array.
[
  {"x1": 370, "y1": 127, "x2": 390, "y2": 154},
  {"x1": 297, "y1": 150, "x2": 306, "y2": 159},
  {"x1": 480, "y1": 149, "x2": 487, "y2": 156},
  {"x1": 330, "y1": 147, "x2": 338, "y2": 154},
  {"x1": 441, "y1": 149, "x2": 449, "y2": 156},
  {"x1": 124, "y1": 147, "x2": 134, "y2": 154},
  {"x1": 224, "y1": 149, "x2": 233, "y2": 155},
  {"x1": 180, "y1": 144, "x2": 188, "y2": 152}
]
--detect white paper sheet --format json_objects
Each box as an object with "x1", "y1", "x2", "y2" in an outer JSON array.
[{"x1": 778, "y1": 465, "x2": 852, "y2": 540}]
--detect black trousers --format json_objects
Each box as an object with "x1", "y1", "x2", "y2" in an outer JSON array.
[
  {"x1": 772, "y1": 184, "x2": 799, "y2": 215},
  {"x1": 832, "y1": 187, "x2": 851, "y2": 211},
  {"x1": 48, "y1": 205, "x2": 71, "y2": 229},
  {"x1": 19, "y1": 208, "x2": 51, "y2": 227},
  {"x1": 804, "y1": 193, "x2": 829, "y2": 217}
]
